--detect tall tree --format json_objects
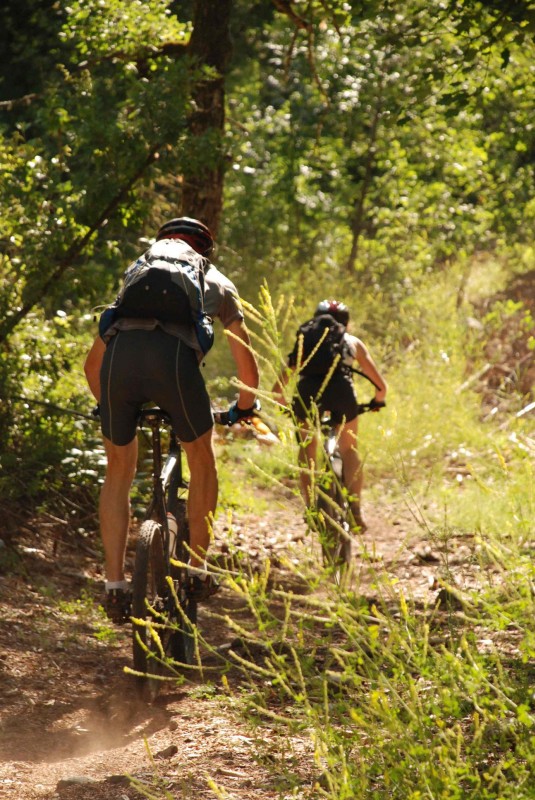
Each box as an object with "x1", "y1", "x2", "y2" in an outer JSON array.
[{"x1": 181, "y1": 0, "x2": 233, "y2": 233}]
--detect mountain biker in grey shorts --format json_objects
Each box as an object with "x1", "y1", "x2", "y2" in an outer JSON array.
[
  {"x1": 84, "y1": 217, "x2": 259, "y2": 622},
  {"x1": 99, "y1": 327, "x2": 213, "y2": 446}
]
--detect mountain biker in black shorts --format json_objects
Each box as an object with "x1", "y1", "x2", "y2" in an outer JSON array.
[
  {"x1": 84, "y1": 217, "x2": 259, "y2": 623},
  {"x1": 273, "y1": 299, "x2": 387, "y2": 533}
]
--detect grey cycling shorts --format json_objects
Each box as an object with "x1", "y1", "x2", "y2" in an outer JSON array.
[{"x1": 99, "y1": 328, "x2": 213, "y2": 445}]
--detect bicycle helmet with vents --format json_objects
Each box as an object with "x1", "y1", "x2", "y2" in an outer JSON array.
[
  {"x1": 314, "y1": 299, "x2": 350, "y2": 326},
  {"x1": 156, "y1": 217, "x2": 214, "y2": 257}
]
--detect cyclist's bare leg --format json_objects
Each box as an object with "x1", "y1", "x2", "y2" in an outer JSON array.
[
  {"x1": 296, "y1": 421, "x2": 318, "y2": 508},
  {"x1": 337, "y1": 417, "x2": 366, "y2": 531},
  {"x1": 99, "y1": 436, "x2": 138, "y2": 582},
  {"x1": 181, "y1": 428, "x2": 218, "y2": 569}
]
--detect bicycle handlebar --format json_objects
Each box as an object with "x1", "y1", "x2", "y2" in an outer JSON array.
[
  {"x1": 212, "y1": 409, "x2": 260, "y2": 426},
  {"x1": 320, "y1": 399, "x2": 385, "y2": 427},
  {"x1": 355, "y1": 399, "x2": 386, "y2": 415},
  {"x1": 94, "y1": 401, "x2": 382, "y2": 431},
  {"x1": 213, "y1": 398, "x2": 261, "y2": 427},
  {"x1": 91, "y1": 405, "x2": 259, "y2": 430},
  {"x1": 138, "y1": 406, "x2": 262, "y2": 429}
]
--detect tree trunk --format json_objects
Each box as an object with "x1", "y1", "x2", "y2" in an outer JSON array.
[
  {"x1": 345, "y1": 94, "x2": 383, "y2": 273},
  {"x1": 181, "y1": 0, "x2": 233, "y2": 236}
]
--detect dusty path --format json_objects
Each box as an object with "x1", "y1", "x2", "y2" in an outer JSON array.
[{"x1": 0, "y1": 480, "x2": 460, "y2": 800}]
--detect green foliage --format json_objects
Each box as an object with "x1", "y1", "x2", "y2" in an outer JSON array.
[
  {"x1": 212, "y1": 575, "x2": 535, "y2": 798},
  {"x1": 59, "y1": 0, "x2": 189, "y2": 58},
  {"x1": 180, "y1": 274, "x2": 534, "y2": 798},
  {"x1": 200, "y1": 430, "x2": 535, "y2": 800},
  {"x1": 220, "y1": 0, "x2": 535, "y2": 302},
  {"x1": 0, "y1": 0, "x2": 208, "y2": 513},
  {"x1": 0, "y1": 308, "x2": 101, "y2": 522},
  {"x1": 0, "y1": 0, "x2": 212, "y2": 348}
]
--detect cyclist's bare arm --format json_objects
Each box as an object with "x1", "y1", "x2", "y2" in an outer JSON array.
[
  {"x1": 84, "y1": 335, "x2": 105, "y2": 402},
  {"x1": 354, "y1": 339, "x2": 387, "y2": 404},
  {"x1": 225, "y1": 319, "x2": 259, "y2": 409}
]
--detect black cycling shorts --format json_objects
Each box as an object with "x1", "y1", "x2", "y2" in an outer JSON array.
[
  {"x1": 100, "y1": 328, "x2": 213, "y2": 445},
  {"x1": 292, "y1": 373, "x2": 358, "y2": 425}
]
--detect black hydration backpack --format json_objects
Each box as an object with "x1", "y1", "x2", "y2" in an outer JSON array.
[
  {"x1": 99, "y1": 239, "x2": 214, "y2": 354},
  {"x1": 288, "y1": 314, "x2": 347, "y2": 376}
]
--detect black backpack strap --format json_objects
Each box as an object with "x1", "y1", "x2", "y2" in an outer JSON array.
[{"x1": 349, "y1": 365, "x2": 381, "y2": 390}]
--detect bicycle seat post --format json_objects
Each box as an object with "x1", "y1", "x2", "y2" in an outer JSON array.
[
  {"x1": 140, "y1": 413, "x2": 164, "y2": 501},
  {"x1": 167, "y1": 430, "x2": 183, "y2": 486}
]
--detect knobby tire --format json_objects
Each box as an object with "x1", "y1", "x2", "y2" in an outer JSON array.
[
  {"x1": 131, "y1": 519, "x2": 173, "y2": 702},
  {"x1": 167, "y1": 496, "x2": 198, "y2": 666}
]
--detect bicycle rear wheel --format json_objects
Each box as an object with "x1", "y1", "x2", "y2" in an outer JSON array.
[
  {"x1": 168, "y1": 497, "x2": 198, "y2": 666},
  {"x1": 317, "y1": 473, "x2": 352, "y2": 573},
  {"x1": 131, "y1": 519, "x2": 174, "y2": 701}
]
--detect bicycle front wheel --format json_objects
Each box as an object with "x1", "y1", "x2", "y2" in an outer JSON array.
[
  {"x1": 131, "y1": 519, "x2": 172, "y2": 701},
  {"x1": 168, "y1": 497, "x2": 198, "y2": 666}
]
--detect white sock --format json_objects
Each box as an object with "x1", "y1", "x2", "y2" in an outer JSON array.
[
  {"x1": 105, "y1": 580, "x2": 129, "y2": 592},
  {"x1": 187, "y1": 562, "x2": 208, "y2": 579}
]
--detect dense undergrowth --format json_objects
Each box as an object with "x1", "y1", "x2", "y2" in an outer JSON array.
[{"x1": 204, "y1": 551, "x2": 535, "y2": 799}]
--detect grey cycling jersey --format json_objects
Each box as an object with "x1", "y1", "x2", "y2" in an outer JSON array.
[{"x1": 100, "y1": 262, "x2": 244, "y2": 355}]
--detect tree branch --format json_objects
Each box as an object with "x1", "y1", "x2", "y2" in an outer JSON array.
[
  {"x1": 0, "y1": 40, "x2": 189, "y2": 112},
  {"x1": 272, "y1": 0, "x2": 311, "y2": 31},
  {"x1": 0, "y1": 93, "x2": 38, "y2": 110},
  {"x1": 318, "y1": 0, "x2": 344, "y2": 36}
]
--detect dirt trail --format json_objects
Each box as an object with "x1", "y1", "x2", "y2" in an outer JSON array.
[{"x1": 0, "y1": 479, "x2": 465, "y2": 800}]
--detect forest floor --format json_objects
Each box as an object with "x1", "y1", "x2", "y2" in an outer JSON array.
[{"x1": 0, "y1": 471, "x2": 483, "y2": 800}]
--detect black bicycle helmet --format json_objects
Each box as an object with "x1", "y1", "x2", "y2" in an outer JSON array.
[
  {"x1": 314, "y1": 299, "x2": 350, "y2": 326},
  {"x1": 155, "y1": 216, "x2": 214, "y2": 257}
]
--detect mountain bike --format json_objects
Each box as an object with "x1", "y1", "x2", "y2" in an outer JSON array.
[
  {"x1": 130, "y1": 405, "x2": 255, "y2": 700},
  {"x1": 131, "y1": 407, "x2": 197, "y2": 702},
  {"x1": 315, "y1": 400, "x2": 384, "y2": 577}
]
